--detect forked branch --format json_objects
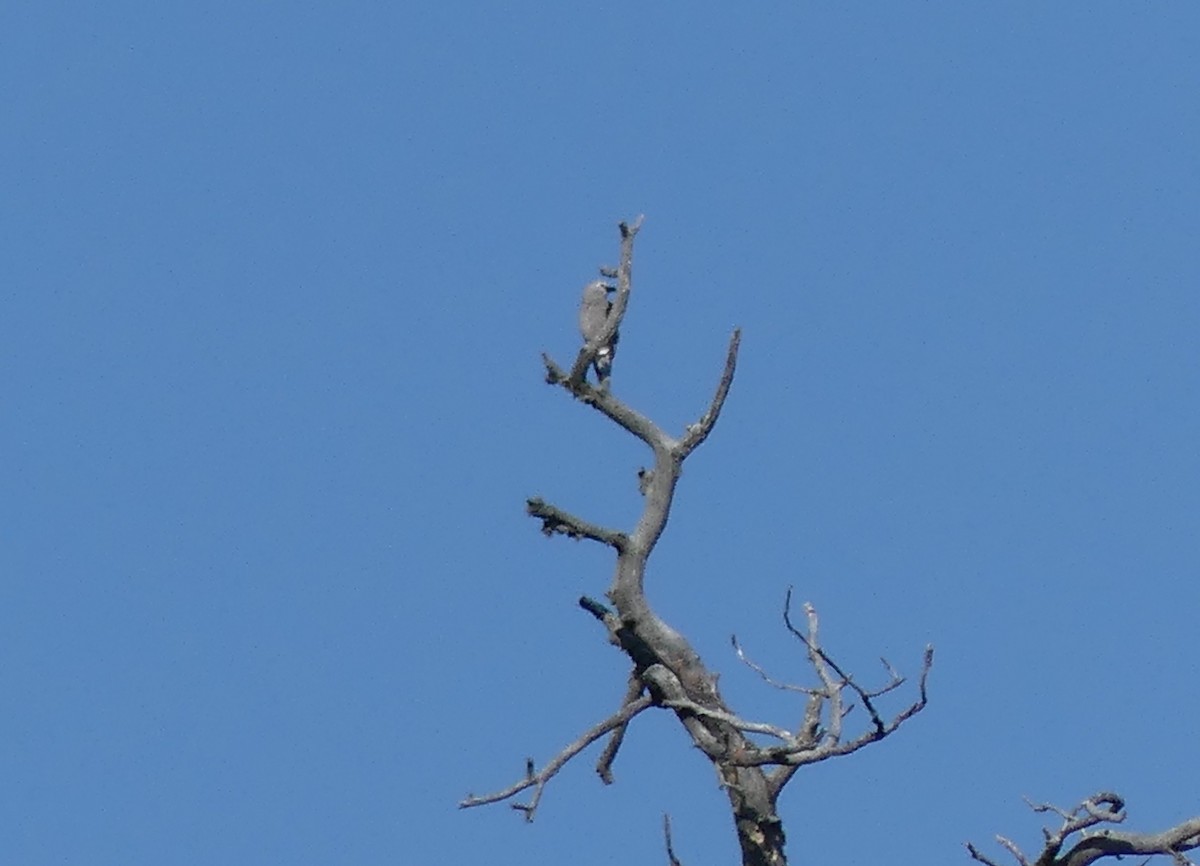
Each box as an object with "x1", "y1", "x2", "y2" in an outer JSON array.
[
  {"x1": 723, "y1": 593, "x2": 932, "y2": 798},
  {"x1": 459, "y1": 694, "x2": 653, "y2": 820}
]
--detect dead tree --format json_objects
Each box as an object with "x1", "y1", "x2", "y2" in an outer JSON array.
[
  {"x1": 968, "y1": 793, "x2": 1200, "y2": 866},
  {"x1": 460, "y1": 219, "x2": 932, "y2": 866}
]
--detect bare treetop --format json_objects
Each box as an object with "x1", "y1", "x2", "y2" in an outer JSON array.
[{"x1": 461, "y1": 220, "x2": 931, "y2": 866}]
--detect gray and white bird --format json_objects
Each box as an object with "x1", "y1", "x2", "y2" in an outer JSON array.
[{"x1": 578, "y1": 280, "x2": 619, "y2": 383}]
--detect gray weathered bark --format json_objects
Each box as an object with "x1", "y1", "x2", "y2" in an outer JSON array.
[
  {"x1": 461, "y1": 219, "x2": 931, "y2": 866},
  {"x1": 968, "y1": 792, "x2": 1200, "y2": 866}
]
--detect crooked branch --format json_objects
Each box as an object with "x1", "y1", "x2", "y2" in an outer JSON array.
[
  {"x1": 678, "y1": 328, "x2": 742, "y2": 459},
  {"x1": 543, "y1": 350, "x2": 674, "y2": 447},
  {"x1": 968, "y1": 793, "x2": 1200, "y2": 866},
  {"x1": 459, "y1": 695, "x2": 653, "y2": 821}
]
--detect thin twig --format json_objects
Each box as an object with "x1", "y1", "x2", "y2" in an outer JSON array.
[
  {"x1": 739, "y1": 599, "x2": 932, "y2": 771},
  {"x1": 731, "y1": 634, "x2": 818, "y2": 695},
  {"x1": 967, "y1": 842, "x2": 1009, "y2": 866},
  {"x1": 657, "y1": 695, "x2": 795, "y2": 742},
  {"x1": 784, "y1": 592, "x2": 895, "y2": 735},
  {"x1": 664, "y1": 813, "x2": 683, "y2": 866}
]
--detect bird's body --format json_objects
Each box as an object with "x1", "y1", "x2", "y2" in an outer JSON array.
[{"x1": 578, "y1": 280, "x2": 619, "y2": 382}]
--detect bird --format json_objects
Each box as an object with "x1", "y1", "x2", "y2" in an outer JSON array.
[{"x1": 578, "y1": 280, "x2": 619, "y2": 383}]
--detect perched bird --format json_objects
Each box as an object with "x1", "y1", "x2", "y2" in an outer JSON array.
[{"x1": 578, "y1": 280, "x2": 619, "y2": 382}]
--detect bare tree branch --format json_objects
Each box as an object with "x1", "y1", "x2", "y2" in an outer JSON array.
[
  {"x1": 679, "y1": 328, "x2": 742, "y2": 458},
  {"x1": 966, "y1": 842, "x2": 1011, "y2": 866},
  {"x1": 967, "y1": 793, "x2": 1200, "y2": 866},
  {"x1": 596, "y1": 674, "x2": 644, "y2": 784},
  {"x1": 541, "y1": 352, "x2": 677, "y2": 447},
  {"x1": 784, "y1": 593, "x2": 889, "y2": 735},
  {"x1": 656, "y1": 692, "x2": 797, "y2": 742},
  {"x1": 731, "y1": 601, "x2": 931, "y2": 797},
  {"x1": 999, "y1": 836, "x2": 1032, "y2": 866},
  {"x1": 664, "y1": 814, "x2": 684, "y2": 866},
  {"x1": 458, "y1": 695, "x2": 653, "y2": 820},
  {"x1": 526, "y1": 497, "x2": 628, "y2": 549},
  {"x1": 731, "y1": 634, "x2": 819, "y2": 695},
  {"x1": 718, "y1": 593, "x2": 931, "y2": 789}
]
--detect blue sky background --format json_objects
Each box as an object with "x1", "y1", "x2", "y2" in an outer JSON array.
[{"x1": 3, "y1": 3, "x2": 1197, "y2": 864}]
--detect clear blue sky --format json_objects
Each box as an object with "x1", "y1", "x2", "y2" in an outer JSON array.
[{"x1": 3, "y1": 3, "x2": 1197, "y2": 864}]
